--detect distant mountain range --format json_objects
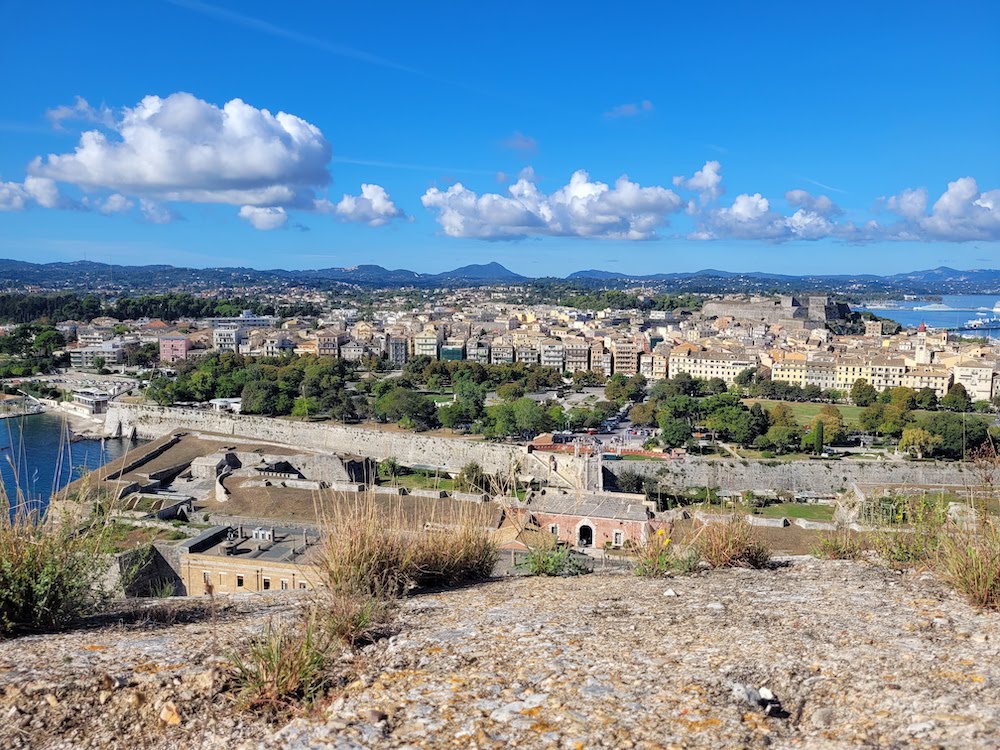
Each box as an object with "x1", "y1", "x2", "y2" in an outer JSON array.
[{"x1": 0, "y1": 258, "x2": 998, "y2": 296}]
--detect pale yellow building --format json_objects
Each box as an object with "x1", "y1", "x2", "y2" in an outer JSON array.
[{"x1": 178, "y1": 525, "x2": 321, "y2": 596}]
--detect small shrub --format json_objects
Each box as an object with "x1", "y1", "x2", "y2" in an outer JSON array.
[
  {"x1": 0, "y1": 506, "x2": 109, "y2": 636},
  {"x1": 519, "y1": 545, "x2": 587, "y2": 576},
  {"x1": 871, "y1": 495, "x2": 947, "y2": 565},
  {"x1": 935, "y1": 522, "x2": 1000, "y2": 609},
  {"x1": 230, "y1": 615, "x2": 332, "y2": 715},
  {"x1": 812, "y1": 531, "x2": 864, "y2": 560},
  {"x1": 672, "y1": 547, "x2": 702, "y2": 574},
  {"x1": 633, "y1": 527, "x2": 699, "y2": 577},
  {"x1": 693, "y1": 519, "x2": 771, "y2": 569}
]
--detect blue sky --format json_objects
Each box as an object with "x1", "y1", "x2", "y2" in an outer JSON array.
[{"x1": 1, "y1": 0, "x2": 998, "y2": 276}]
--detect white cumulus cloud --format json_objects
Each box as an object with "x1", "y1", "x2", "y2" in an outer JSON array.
[
  {"x1": 691, "y1": 192, "x2": 844, "y2": 241},
  {"x1": 316, "y1": 183, "x2": 405, "y2": 226},
  {"x1": 0, "y1": 176, "x2": 64, "y2": 211},
  {"x1": 0, "y1": 181, "x2": 30, "y2": 212},
  {"x1": 31, "y1": 92, "x2": 330, "y2": 208},
  {"x1": 674, "y1": 161, "x2": 724, "y2": 206},
  {"x1": 140, "y1": 199, "x2": 179, "y2": 225},
  {"x1": 785, "y1": 189, "x2": 842, "y2": 217},
  {"x1": 421, "y1": 169, "x2": 684, "y2": 240},
  {"x1": 877, "y1": 177, "x2": 1000, "y2": 242},
  {"x1": 238, "y1": 205, "x2": 288, "y2": 230}
]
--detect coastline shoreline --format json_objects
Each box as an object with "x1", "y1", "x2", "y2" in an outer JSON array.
[{"x1": 40, "y1": 403, "x2": 110, "y2": 439}]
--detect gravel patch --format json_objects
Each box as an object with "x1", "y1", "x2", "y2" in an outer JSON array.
[{"x1": 260, "y1": 558, "x2": 1000, "y2": 749}]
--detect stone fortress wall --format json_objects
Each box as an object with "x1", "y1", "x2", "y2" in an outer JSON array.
[
  {"x1": 105, "y1": 404, "x2": 586, "y2": 488},
  {"x1": 606, "y1": 455, "x2": 975, "y2": 495},
  {"x1": 106, "y1": 404, "x2": 976, "y2": 496}
]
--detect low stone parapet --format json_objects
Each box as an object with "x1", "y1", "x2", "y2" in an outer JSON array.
[
  {"x1": 408, "y1": 489, "x2": 449, "y2": 499},
  {"x1": 746, "y1": 515, "x2": 789, "y2": 528},
  {"x1": 451, "y1": 491, "x2": 489, "y2": 502},
  {"x1": 328, "y1": 482, "x2": 366, "y2": 493},
  {"x1": 373, "y1": 485, "x2": 407, "y2": 496},
  {"x1": 792, "y1": 518, "x2": 838, "y2": 531}
]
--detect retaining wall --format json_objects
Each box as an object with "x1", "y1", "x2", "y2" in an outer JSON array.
[
  {"x1": 606, "y1": 456, "x2": 975, "y2": 494},
  {"x1": 105, "y1": 404, "x2": 586, "y2": 488}
]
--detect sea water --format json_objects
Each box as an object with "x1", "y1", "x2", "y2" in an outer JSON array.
[{"x1": 0, "y1": 411, "x2": 138, "y2": 514}]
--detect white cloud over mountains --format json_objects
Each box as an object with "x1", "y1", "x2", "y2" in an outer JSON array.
[
  {"x1": 7, "y1": 92, "x2": 404, "y2": 230},
  {"x1": 315, "y1": 183, "x2": 405, "y2": 226},
  {"x1": 421, "y1": 170, "x2": 684, "y2": 240},
  {"x1": 3, "y1": 93, "x2": 997, "y2": 244},
  {"x1": 238, "y1": 205, "x2": 288, "y2": 230},
  {"x1": 424, "y1": 161, "x2": 1000, "y2": 244},
  {"x1": 0, "y1": 176, "x2": 64, "y2": 211}
]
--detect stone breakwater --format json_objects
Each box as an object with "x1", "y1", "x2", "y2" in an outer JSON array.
[{"x1": 260, "y1": 559, "x2": 1000, "y2": 750}]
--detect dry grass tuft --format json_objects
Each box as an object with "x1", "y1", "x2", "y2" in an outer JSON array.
[
  {"x1": 693, "y1": 518, "x2": 771, "y2": 569},
  {"x1": 936, "y1": 520, "x2": 1000, "y2": 610},
  {"x1": 812, "y1": 530, "x2": 864, "y2": 560},
  {"x1": 316, "y1": 493, "x2": 498, "y2": 597},
  {"x1": 230, "y1": 614, "x2": 333, "y2": 715}
]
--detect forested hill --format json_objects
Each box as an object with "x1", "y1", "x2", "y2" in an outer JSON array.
[{"x1": 1, "y1": 258, "x2": 999, "y2": 295}]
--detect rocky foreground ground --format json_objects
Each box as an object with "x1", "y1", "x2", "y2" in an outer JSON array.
[{"x1": 2, "y1": 559, "x2": 999, "y2": 750}]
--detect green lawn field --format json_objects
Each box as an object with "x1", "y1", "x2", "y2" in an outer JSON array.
[
  {"x1": 741, "y1": 399, "x2": 865, "y2": 427},
  {"x1": 743, "y1": 398, "x2": 942, "y2": 430}
]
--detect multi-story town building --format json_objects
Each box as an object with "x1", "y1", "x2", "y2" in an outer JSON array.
[
  {"x1": 668, "y1": 348, "x2": 756, "y2": 384},
  {"x1": 339, "y1": 340, "x2": 368, "y2": 362},
  {"x1": 178, "y1": 525, "x2": 320, "y2": 595},
  {"x1": 490, "y1": 339, "x2": 514, "y2": 364},
  {"x1": 466, "y1": 339, "x2": 490, "y2": 364},
  {"x1": 515, "y1": 345, "x2": 539, "y2": 365},
  {"x1": 639, "y1": 350, "x2": 670, "y2": 380},
  {"x1": 387, "y1": 335, "x2": 410, "y2": 365},
  {"x1": 241, "y1": 332, "x2": 296, "y2": 358},
  {"x1": 901, "y1": 368, "x2": 952, "y2": 397},
  {"x1": 953, "y1": 361, "x2": 998, "y2": 402},
  {"x1": 158, "y1": 335, "x2": 190, "y2": 364},
  {"x1": 77, "y1": 326, "x2": 114, "y2": 346},
  {"x1": 316, "y1": 329, "x2": 349, "y2": 357},
  {"x1": 213, "y1": 325, "x2": 247, "y2": 352},
  {"x1": 413, "y1": 329, "x2": 442, "y2": 359},
  {"x1": 591, "y1": 346, "x2": 613, "y2": 377},
  {"x1": 204, "y1": 310, "x2": 277, "y2": 330},
  {"x1": 770, "y1": 358, "x2": 838, "y2": 391},
  {"x1": 563, "y1": 337, "x2": 591, "y2": 372},
  {"x1": 610, "y1": 338, "x2": 639, "y2": 376},
  {"x1": 539, "y1": 339, "x2": 565, "y2": 370},
  {"x1": 69, "y1": 340, "x2": 125, "y2": 369},
  {"x1": 440, "y1": 339, "x2": 466, "y2": 361}
]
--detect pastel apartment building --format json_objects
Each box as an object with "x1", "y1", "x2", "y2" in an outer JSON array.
[{"x1": 158, "y1": 335, "x2": 190, "y2": 364}]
